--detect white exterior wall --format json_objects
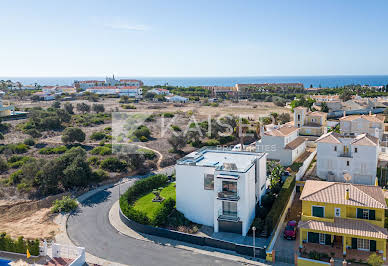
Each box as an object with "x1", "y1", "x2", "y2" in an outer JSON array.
[
  {"x1": 340, "y1": 119, "x2": 383, "y2": 140},
  {"x1": 316, "y1": 141, "x2": 378, "y2": 185},
  {"x1": 175, "y1": 165, "x2": 215, "y2": 227}
]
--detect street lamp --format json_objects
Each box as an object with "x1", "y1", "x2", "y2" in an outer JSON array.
[{"x1": 252, "y1": 226, "x2": 256, "y2": 259}]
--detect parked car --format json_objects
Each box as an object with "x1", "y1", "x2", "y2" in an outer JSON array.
[{"x1": 283, "y1": 220, "x2": 297, "y2": 240}]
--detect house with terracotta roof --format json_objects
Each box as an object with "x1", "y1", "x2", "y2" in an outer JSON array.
[
  {"x1": 316, "y1": 132, "x2": 379, "y2": 185},
  {"x1": 293, "y1": 107, "x2": 327, "y2": 136},
  {"x1": 256, "y1": 124, "x2": 307, "y2": 166},
  {"x1": 339, "y1": 113, "x2": 385, "y2": 140},
  {"x1": 298, "y1": 180, "x2": 388, "y2": 261}
]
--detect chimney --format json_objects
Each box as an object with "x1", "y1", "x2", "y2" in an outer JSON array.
[
  {"x1": 346, "y1": 188, "x2": 349, "y2": 200},
  {"x1": 343, "y1": 110, "x2": 346, "y2": 117}
]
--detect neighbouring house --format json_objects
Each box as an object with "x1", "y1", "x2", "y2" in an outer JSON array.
[
  {"x1": 75, "y1": 80, "x2": 105, "y2": 90},
  {"x1": 298, "y1": 180, "x2": 388, "y2": 261},
  {"x1": 165, "y1": 95, "x2": 188, "y2": 103},
  {"x1": 148, "y1": 88, "x2": 171, "y2": 95},
  {"x1": 293, "y1": 107, "x2": 327, "y2": 136},
  {"x1": 0, "y1": 92, "x2": 15, "y2": 117},
  {"x1": 74, "y1": 76, "x2": 143, "y2": 90},
  {"x1": 339, "y1": 113, "x2": 385, "y2": 140},
  {"x1": 316, "y1": 132, "x2": 379, "y2": 185},
  {"x1": 85, "y1": 86, "x2": 142, "y2": 98},
  {"x1": 256, "y1": 124, "x2": 306, "y2": 166},
  {"x1": 32, "y1": 91, "x2": 55, "y2": 101},
  {"x1": 201, "y1": 86, "x2": 237, "y2": 98},
  {"x1": 175, "y1": 148, "x2": 267, "y2": 236}
]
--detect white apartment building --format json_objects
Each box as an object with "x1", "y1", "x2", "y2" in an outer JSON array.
[
  {"x1": 165, "y1": 95, "x2": 188, "y2": 103},
  {"x1": 316, "y1": 132, "x2": 379, "y2": 185},
  {"x1": 339, "y1": 114, "x2": 385, "y2": 140},
  {"x1": 74, "y1": 76, "x2": 143, "y2": 90},
  {"x1": 175, "y1": 148, "x2": 267, "y2": 236},
  {"x1": 256, "y1": 124, "x2": 306, "y2": 166},
  {"x1": 85, "y1": 86, "x2": 142, "y2": 98}
]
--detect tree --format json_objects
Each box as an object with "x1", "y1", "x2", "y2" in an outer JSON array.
[
  {"x1": 64, "y1": 103, "x2": 74, "y2": 114},
  {"x1": 367, "y1": 253, "x2": 384, "y2": 266},
  {"x1": 62, "y1": 156, "x2": 92, "y2": 188},
  {"x1": 61, "y1": 127, "x2": 85, "y2": 144},
  {"x1": 92, "y1": 103, "x2": 105, "y2": 113},
  {"x1": 278, "y1": 113, "x2": 291, "y2": 124},
  {"x1": 339, "y1": 89, "x2": 353, "y2": 101},
  {"x1": 76, "y1": 102, "x2": 90, "y2": 113},
  {"x1": 270, "y1": 112, "x2": 278, "y2": 124},
  {"x1": 168, "y1": 135, "x2": 187, "y2": 152},
  {"x1": 52, "y1": 101, "x2": 61, "y2": 109},
  {"x1": 320, "y1": 102, "x2": 329, "y2": 113}
]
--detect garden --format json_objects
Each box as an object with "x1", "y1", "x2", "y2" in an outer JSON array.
[{"x1": 120, "y1": 174, "x2": 199, "y2": 233}]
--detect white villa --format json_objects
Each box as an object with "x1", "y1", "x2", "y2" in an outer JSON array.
[
  {"x1": 175, "y1": 148, "x2": 267, "y2": 236},
  {"x1": 165, "y1": 95, "x2": 188, "y2": 103},
  {"x1": 316, "y1": 132, "x2": 379, "y2": 185},
  {"x1": 339, "y1": 114, "x2": 385, "y2": 140},
  {"x1": 256, "y1": 124, "x2": 306, "y2": 166},
  {"x1": 148, "y1": 88, "x2": 171, "y2": 95}
]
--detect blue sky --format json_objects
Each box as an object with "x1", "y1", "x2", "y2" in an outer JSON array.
[{"x1": 1, "y1": 0, "x2": 388, "y2": 77}]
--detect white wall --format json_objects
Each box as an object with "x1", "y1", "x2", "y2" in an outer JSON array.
[{"x1": 176, "y1": 164, "x2": 215, "y2": 227}]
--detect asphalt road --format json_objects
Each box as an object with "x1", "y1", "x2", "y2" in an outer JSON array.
[{"x1": 67, "y1": 169, "x2": 243, "y2": 266}]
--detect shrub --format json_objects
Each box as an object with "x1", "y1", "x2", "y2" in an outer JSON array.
[
  {"x1": 90, "y1": 131, "x2": 108, "y2": 141},
  {"x1": 52, "y1": 196, "x2": 78, "y2": 213},
  {"x1": 0, "y1": 233, "x2": 40, "y2": 256},
  {"x1": 23, "y1": 138, "x2": 35, "y2": 146},
  {"x1": 90, "y1": 146, "x2": 112, "y2": 156},
  {"x1": 140, "y1": 136, "x2": 148, "y2": 142},
  {"x1": 219, "y1": 135, "x2": 235, "y2": 144},
  {"x1": 162, "y1": 112, "x2": 174, "y2": 118},
  {"x1": 87, "y1": 156, "x2": 100, "y2": 166},
  {"x1": 62, "y1": 127, "x2": 85, "y2": 144},
  {"x1": 153, "y1": 198, "x2": 176, "y2": 226},
  {"x1": 8, "y1": 156, "x2": 31, "y2": 169},
  {"x1": 92, "y1": 169, "x2": 109, "y2": 182},
  {"x1": 100, "y1": 157, "x2": 127, "y2": 172},
  {"x1": 8, "y1": 169, "x2": 23, "y2": 185},
  {"x1": 136, "y1": 148, "x2": 156, "y2": 160},
  {"x1": 121, "y1": 104, "x2": 136, "y2": 109},
  {"x1": 0, "y1": 158, "x2": 8, "y2": 173},
  {"x1": 170, "y1": 125, "x2": 181, "y2": 132},
  {"x1": 24, "y1": 128, "x2": 41, "y2": 138},
  {"x1": 133, "y1": 125, "x2": 151, "y2": 140},
  {"x1": 39, "y1": 145, "x2": 67, "y2": 154},
  {"x1": 0, "y1": 143, "x2": 29, "y2": 154},
  {"x1": 204, "y1": 139, "x2": 220, "y2": 146},
  {"x1": 0, "y1": 132, "x2": 4, "y2": 140},
  {"x1": 264, "y1": 176, "x2": 295, "y2": 235}
]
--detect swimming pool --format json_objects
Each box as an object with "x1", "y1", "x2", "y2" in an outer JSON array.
[{"x1": 0, "y1": 258, "x2": 11, "y2": 266}]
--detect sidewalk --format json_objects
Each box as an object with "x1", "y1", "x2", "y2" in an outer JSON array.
[{"x1": 109, "y1": 200, "x2": 270, "y2": 266}]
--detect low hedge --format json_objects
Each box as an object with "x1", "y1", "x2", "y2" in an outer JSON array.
[
  {"x1": 120, "y1": 174, "x2": 169, "y2": 226},
  {"x1": 0, "y1": 233, "x2": 40, "y2": 256},
  {"x1": 39, "y1": 145, "x2": 67, "y2": 154},
  {"x1": 264, "y1": 175, "x2": 295, "y2": 235}
]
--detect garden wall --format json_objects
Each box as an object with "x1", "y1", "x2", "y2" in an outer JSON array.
[
  {"x1": 297, "y1": 256, "x2": 331, "y2": 266},
  {"x1": 119, "y1": 207, "x2": 265, "y2": 259}
]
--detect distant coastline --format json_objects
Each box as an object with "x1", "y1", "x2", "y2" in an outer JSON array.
[{"x1": 1, "y1": 75, "x2": 388, "y2": 88}]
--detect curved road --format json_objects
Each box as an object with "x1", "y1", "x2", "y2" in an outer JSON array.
[{"x1": 67, "y1": 172, "x2": 242, "y2": 266}]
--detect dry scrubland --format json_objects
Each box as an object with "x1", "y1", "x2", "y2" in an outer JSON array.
[{"x1": 0, "y1": 97, "x2": 290, "y2": 238}]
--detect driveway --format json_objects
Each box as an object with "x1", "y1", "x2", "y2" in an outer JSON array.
[
  {"x1": 67, "y1": 168, "x2": 244, "y2": 266},
  {"x1": 273, "y1": 222, "x2": 298, "y2": 264}
]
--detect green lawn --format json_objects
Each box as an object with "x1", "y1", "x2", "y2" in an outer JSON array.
[{"x1": 133, "y1": 182, "x2": 176, "y2": 220}]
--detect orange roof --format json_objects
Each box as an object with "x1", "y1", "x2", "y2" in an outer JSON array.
[
  {"x1": 79, "y1": 80, "x2": 104, "y2": 84},
  {"x1": 119, "y1": 86, "x2": 139, "y2": 90},
  {"x1": 120, "y1": 79, "x2": 142, "y2": 83}
]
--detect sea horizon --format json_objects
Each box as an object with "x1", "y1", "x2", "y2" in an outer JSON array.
[{"x1": 2, "y1": 75, "x2": 388, "y2": 88}]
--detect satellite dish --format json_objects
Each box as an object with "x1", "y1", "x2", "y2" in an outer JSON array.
[{"x1": 343, "y1": 171, "x2": 352, "y2": 183}]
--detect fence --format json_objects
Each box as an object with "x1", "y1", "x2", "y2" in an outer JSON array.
[
  {"x1": 52, "y1": 243, "x2": 85, "y2": 266},
  {"x1": 296, "y1": 150, "x2": 316, "y2": 181},
  {"x1": 119, "y1": 207, "x2": 266, "y2": 259}
]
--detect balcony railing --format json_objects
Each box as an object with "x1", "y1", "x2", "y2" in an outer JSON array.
[
  {"x1": 217, "y1": 210, "x2": 239, "y2": 222},
  {"x1": 339, "y1": 152, "x2": 352, "y2": 158},
  {"x1": 217, "y1": 190, "x2": 239, "y2": 200}
]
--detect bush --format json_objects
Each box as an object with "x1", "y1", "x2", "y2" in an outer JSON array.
[
  {"x1": 62, "y1": 127, "x2": 85, "y2": 144},
  {"x1": 39, "y1": 145, "x2": 67, "y2": 154},
  {"x1": 90, "y1": 131, "x2": 108, "y2": 141},
  {"x1": 100, "y1": 157, "x2": 127, "y2": 172},
  {"x1": 92, "y1": 169, "x2": 109, "y2": 182},
  {"x1": 0, "y1": 143, "x2": 29, "y2": 154},
  {"x1": 133, "y1": 125, "x2": 151, "y2": 140},
  {"x1": 204, "y1": 139, "x2": 220, "y2": 146},
  {"x1": 0, "y1": 233, "x2": 40, "y2": 256},
  {"x1": 52, "y1": 196, "x2": 78, "y2": 213},
  {"x1": 136, "y1": 148, "x2": 156, "y2": 160},
  {"x1": 170, "y1": 125, "x2": 181, "y2": 132},
  {"x1": 87, "y1": 156, "x2": 100, "y2": 166},
  {"x1": 219, "y1": 135, "x2": 235, "y2": 144},
  {"x1": 140, "y1": 136, "x2": 148, "y2": 142},
  {"x1": 0, "y1": 158, "x2": 8, "y2": 173},
  {"x1": 90, "y1": 146, "x2": 112, "y2": 156},
  {"x1": 264, "y1": 176, "x2": 295, "y2": 235},
  {"x1": 121, "y1": 104, "x2": 136, "y2": 109},
  {"x1": 8, "y1": 156, "x2": 31, "y2": 169},
  {"x1": 163, "y1": 112, "x2": 174, "y2": 118},
  {"x1": 153, "y1": 198, "x2": 176, "y2": 226},
  {"x1": 8, "y1": 169, "x2": 23, "y2": 185},
  {"x1": 23, "y1": 138, "x2": 35, "y2": 146}
]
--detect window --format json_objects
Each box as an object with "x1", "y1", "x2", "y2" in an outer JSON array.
[
  {"x1": 357, "y1": 239, "x2": 370, "y2": 251},
  {"x1": 335, "y1": 208, "x2": 341, "y2": 217},
  {"x1": 222, "y1": 201, "x2": 237, "y2": 217},
  {"x1": 312, "y1": 206, "x2": 324, "y2": 218},
  {"x1": 222, "y1": 181, "x2": 237, "y2": 193},
  {"x1": 334, "y1": 146, "x2": 337, "y2": 152},
  {"x1": 319, "y1": 233, "x2": 325, "y2": 244},
  {"x1": 356, "y1": 208, "x2": 375, "y2": 220},
  {"x1": 355, "y1": 147, "x2": 358, "y2": 153},
  {"x1": 204, "y1": 174, "x2": 214, "y2": 190},
  {"x1": 346, "y1": 161, "x2": 349, "y2": 166},
  {"x1": 297, "y1": 114, "x2": 300, "y2": 121}
]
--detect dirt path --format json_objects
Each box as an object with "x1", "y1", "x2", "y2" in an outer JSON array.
[{"x1": 136, "y1": 144, "x2": 163, "y2": 170}]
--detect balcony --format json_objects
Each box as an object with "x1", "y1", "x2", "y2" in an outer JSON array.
[
  {"x1": 217, "y1": 190, "x2": 239, "y2": 201},
  {"x1": 339, "y1": 152, "x2": 352, "y2": 158},
  {"x1": 218, "y1": 210, "x2": 240, "y2": 222}
]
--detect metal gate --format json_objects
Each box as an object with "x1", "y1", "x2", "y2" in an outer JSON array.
[{"x1": 218, "y1": 221, "x2": 242, "y2": 234}]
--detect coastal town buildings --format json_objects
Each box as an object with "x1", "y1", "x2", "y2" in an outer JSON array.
[
  {"x1": 235, "y1": 83, "x2": 304, "y2": 97},
  {"x1": 293, "y1": 107, "x2": 327, "y2": 136},
  {"x1": 175, "y1": 148, "x2": 267, "y2": 236},
  {"x1": 299, "y1": 180, "x2": 388, "y2": 261},
  {"x1": 315, "y1": 132, "x2": 379, "y2": 185},
  {"x1": 339, "y1": 113, "x2": 385, "y2": 140},
  {"x1": 165, "y1": 95, "x2": 188, "y2": 103},
  {"x1": 148, "y1": 88, "x2": 171, "y2": 95},
  {"x1": 74, "y1": 76, "x2": 143, "y2": 91},
  {"x1": 256, "y1": 124, "x2": 306, "y2": 166},
  {"x1": 85, "y1": 86, "x2": 142, "y2": 98}
]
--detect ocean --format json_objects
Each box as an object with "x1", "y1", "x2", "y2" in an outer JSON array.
[{"x1": 1, "y1": 75, "x2": 388, "y2": 88}]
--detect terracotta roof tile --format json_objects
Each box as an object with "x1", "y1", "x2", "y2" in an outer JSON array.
[
  {"x1": 316, "y1": 132, "x2": 342, "y2": 144},
  {"x1": 298, "y1": 217, "x2": 388, "y2": 239},
  {"x1": 285, "y1": 137, "x2": 307, "y2": 150},
  {"x1": 351, "y1": 133, "x2": 379, "y2": 146},
  {"x1": 300, "y1": 180, "x2": 387, "y2": 209}
]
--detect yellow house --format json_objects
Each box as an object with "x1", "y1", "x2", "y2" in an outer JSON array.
[
  {"x1": 293, "y1": 107, "x2": 327, "y2": 136},
  {"x1": 298, "y1": 180, "x2": 388, "y2": 261}
]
